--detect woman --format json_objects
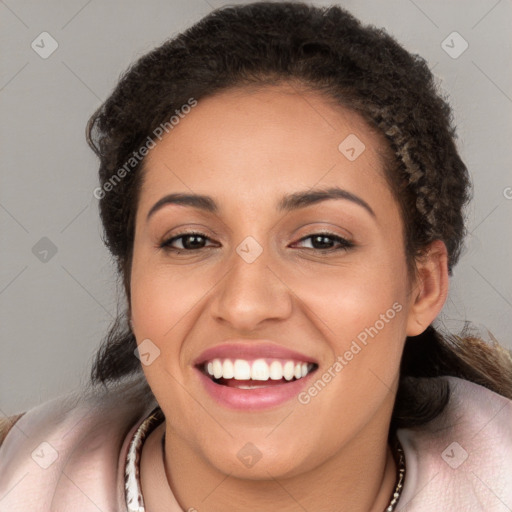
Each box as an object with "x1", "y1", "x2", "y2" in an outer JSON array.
[{"x1": 1, "y1": 2, "x2": 511, "y2": 511}]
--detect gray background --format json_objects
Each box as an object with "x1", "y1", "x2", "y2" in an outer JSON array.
[{"x1": 1, "y1": 0, "x2": 511, "y2": 416}]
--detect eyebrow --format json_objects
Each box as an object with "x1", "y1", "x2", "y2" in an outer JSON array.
[{"x1": 146, "y1": 186, "x2": 376, "y2": 221}]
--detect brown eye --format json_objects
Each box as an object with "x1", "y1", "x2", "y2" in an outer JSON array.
[
  {"x1": 293, "y1": 233, "x2": 354, "y2": 252},
  {"x1": 160, "y1": 232, "x2": 213, "y2": 252}
]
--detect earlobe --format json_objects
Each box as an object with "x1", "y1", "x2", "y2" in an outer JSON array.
[{"x1": 406, "y1": 240, "x2": 449, "y2": 337}]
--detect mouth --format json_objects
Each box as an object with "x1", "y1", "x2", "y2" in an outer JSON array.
[
  {"x1": 197, "y1": 358, "x2": 319, "y2": 389},
  {"x1": 192, "y1": 341, "x2": 320, "y2": 410}
]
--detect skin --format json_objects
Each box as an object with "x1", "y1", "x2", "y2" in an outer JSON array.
[{"x1": 129, "y1": 83, "x2": 449, "y2": 512}]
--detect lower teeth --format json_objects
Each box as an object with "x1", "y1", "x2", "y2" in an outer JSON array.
[{"x1": 237, "y1": 384, "x2": 271, "y2": 389}]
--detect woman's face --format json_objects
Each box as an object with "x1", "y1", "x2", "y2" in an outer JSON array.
[{"x1": 130, "y1": 84, "x2": 431, "y2": 479}]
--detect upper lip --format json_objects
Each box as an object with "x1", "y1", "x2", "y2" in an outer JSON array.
[{"x1": 193, "y1": 340, "x2": 318, "y2": 366}]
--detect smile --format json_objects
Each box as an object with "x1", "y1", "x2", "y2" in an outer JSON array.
[
  {"x1": 201, "y1": 358, "x2": 317, "y2": 389},
  {"x1": 193, "y1": 340, "x2": 319, "y2": 410}
]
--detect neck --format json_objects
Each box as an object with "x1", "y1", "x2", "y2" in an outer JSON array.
[{"x1": 141, "y1": 406, "x2": 398, "y2": 512}]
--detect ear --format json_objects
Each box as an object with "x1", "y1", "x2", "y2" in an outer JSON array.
[{"x1": 406, "y1": 239, "x2": 449, "y2": 337}]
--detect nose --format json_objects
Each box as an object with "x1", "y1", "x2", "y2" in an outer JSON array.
[{"x1": 209, "y1": 243, "x2": 293, "y2": 331}]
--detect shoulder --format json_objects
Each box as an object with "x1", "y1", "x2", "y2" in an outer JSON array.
[
  {"x1": 0, "y1": 374, "x2": 157, "y2": 512},
  {"x1": 397, "y1": 376, "x2": 512, "y2": 511}
]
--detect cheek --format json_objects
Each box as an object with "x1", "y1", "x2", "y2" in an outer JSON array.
[
  {"x1": 284, "y1": 254, "x2": 410, "y2": 405},
  {"x1": 129, "y1": 262, "x2": 205, "y2": 414},
  {"x1": 130, "y1": 265, "x2": 193, "y2": 345},
  {"x1": 286, "y1": 256, "x2": 408, "y2": 335},
  {"x1": 129, "y1": 254, "x2": 227, "y2": 381}
]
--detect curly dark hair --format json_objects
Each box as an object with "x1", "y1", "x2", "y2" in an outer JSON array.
[{"x1": 86, "y1": 1, "x2": 512, "y2": 432}]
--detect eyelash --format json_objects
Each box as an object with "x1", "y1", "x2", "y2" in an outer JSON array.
[{"x1": 159, "y1": 231, "x2": 354, "y2": 254}]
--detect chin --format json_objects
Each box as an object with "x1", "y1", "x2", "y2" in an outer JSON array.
[{"x1": 198, "y1": 437, "x2": 321, "y2": 481}]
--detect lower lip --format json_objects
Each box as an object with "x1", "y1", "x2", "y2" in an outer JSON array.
[{"x1": 195, "y1": 367, "x2": 317, "y2": 410}]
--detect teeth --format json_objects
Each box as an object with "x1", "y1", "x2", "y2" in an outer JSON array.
[
  {"x1": 212, "y1": 359, "x2": 223, "y2": 379},
  {"x1": 204, "y1": 358, "x2": 315, "y2": 382},
  {"x1": 251, "y1": 359, "x2": 269, "y2": 381},
  {"x1": 283, "y1": 361, "x2": 294, "y2": 381},
  {"x1": 269, "y1": 361, "x2": 283, "y2": 380},
  {"x1": 222, "y1": 359, "x2": 234, "y2": 379},
  {"x1": 233, "y1": 359, "x2": 251, "y2": 380}
]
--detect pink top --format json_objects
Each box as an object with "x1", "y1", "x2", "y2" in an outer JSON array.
[{"x1": 1, "y1": 374, "x2": 511, "y2": 511}]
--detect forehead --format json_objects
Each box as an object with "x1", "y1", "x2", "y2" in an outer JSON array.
[{"x1": 139, "y1": 84, "x2": 395, "y2": 218}]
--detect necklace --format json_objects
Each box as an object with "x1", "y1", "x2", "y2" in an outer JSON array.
[
  {"x1": 386, "y1": 432, "x2": 406, "y2": 511},
  {"x1": 125, "y1": 408, "x2": 406, "y2": 512}
]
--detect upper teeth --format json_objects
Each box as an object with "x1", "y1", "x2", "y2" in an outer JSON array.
[{"x1": 204, "y1": 358, "x2": 314, "y2": 381}]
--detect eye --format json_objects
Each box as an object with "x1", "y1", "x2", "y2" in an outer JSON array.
[
  {"x1": 292, "y1": 232, "x2": 354, "y2": 252},
  {"x1": 159, "y1": 231, "x2": 214, "y2": 252}
]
